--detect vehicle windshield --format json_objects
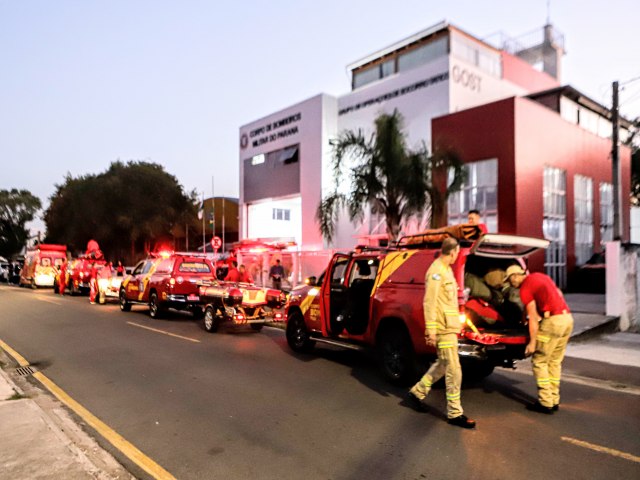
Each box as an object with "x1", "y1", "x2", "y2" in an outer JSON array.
[{"x1": 178, "y1": 261, "x2": 211, "y2": 273}]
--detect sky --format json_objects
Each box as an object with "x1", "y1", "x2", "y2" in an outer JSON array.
[{"x1": 1, "y1": 0, "x2": 639, "y2": 235}]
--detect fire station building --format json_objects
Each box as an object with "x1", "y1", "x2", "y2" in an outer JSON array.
[{"x1": 238, "y1": 21, "x2": 632, "y2": 288}]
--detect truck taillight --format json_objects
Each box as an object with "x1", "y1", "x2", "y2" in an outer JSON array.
[
  {"x1": 274, "y1": 312, "x2": 283, "y2": 321},
  {"x1": 234, "y1": 313, "x2": 245, "y2": 323}
]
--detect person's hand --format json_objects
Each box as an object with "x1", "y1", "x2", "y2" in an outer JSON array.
[
  {"x1": 426, "y1": 334, "x2": 436, "y2": 347},
  {"x1": 525, "y1": 341, "x2": 536, "y2": 357}
]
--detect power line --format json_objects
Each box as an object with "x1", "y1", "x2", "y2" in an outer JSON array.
[{"x1": 620, "y1": 75, "x2": 640, "y2": 87}]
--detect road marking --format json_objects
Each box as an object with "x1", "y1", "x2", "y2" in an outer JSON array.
[
  {"x1": 36, "y1": 295, "x2": 63, "y2": 305},
  {"x1": 0, "y1": 338, "x2": 176, "y2": 480},
  {"x1": 0, "y1": 339, "x2": 30, "y2": 367},
  {"x1": 561, "y1": 436, "x2": 640, "y2": 464},
  {"x1": 502, "y1": 365, "x2": 640, "y2": 396},
  {"x1": 127, "y1": 322, "x2": 200, "y2": 343}
]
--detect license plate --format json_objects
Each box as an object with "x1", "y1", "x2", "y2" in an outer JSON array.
[{"x1": 187, "y1": 294, "x2": 199, "y2": 301}]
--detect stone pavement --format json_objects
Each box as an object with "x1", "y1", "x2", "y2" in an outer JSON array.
[{"x1": 0, "y1": 292, "x2": 637, "y2": 479}]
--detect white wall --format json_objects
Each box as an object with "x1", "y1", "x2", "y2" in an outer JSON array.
[{"x1": 631, "y1": 206, "x2": 640, "y2": 244}]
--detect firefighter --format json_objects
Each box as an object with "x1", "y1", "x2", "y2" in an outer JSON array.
[
  {"x1": 238, "y1": 264, "x2": 253, "y2": 283},
  {"x1": 406, "y1": 237, "x2": 476, "y2": 429},
  {"x1": 467, "y1": 209, "x2": 488, "y2": 234},
  {"x1": 224, "y1": 261, "x2": 240, "y2": 282},
  {"x1": 506, "y1": 265, "x2": 573, "y2": 414},
  {"x1": 57, "y1": 259, "x2": 68, "y2": 295},
  {"x1": 89, "y1": 262, "x2": 99, "y2": 304}
]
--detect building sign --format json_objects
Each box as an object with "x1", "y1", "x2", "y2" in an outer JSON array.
[
  {"x1": 338, "y1": 71, "x2": 449, "y2": 116},
  {"x1": 245, "y1": 112, "x2": 302, "y2": 148},
  {"x1": 452, "y1": 65, "x2": 482, "y2": 92}
]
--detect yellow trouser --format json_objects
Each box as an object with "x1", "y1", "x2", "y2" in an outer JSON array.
[
  {"x1": 532, "y1": 313, "x2": 574, "y2": 407},
  {"x1": 410, "y1": 333, "x2": 462, "y2": 419}
]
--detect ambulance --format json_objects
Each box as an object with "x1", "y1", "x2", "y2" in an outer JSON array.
[{"x1": 19, "y1": 244, "x2": 67, "y2": 288}]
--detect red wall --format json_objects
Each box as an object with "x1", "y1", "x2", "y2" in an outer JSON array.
[
  {"x1": 432, "y1": 96, "x2": 631, "y2": 276},
  {"x1": 501, "y1": 52, "x2": 559, "y2": 93}
]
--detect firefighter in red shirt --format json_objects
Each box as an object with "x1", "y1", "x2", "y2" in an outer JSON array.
[
  {"x1": 57, "y1": 259, "x2": 68, "y2": 295},
  {"x1": 506, "y1": 265, "x2": 574, "y2": 414},
  {"x1": 224, "y1": 261, "x2": 240, "y2": 282},
  {"x1": 238, "y1": 264, "x2": 253, "y2": 283},
  {"x1": 89, "y1": 262, "x2": 99, "y2": 304}
]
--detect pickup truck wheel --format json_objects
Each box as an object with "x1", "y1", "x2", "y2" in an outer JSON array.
[
  {"x1": 286, "y1": 311, "x2": 315, "y2": 353},
  {"x1": 203, "y1": 306, "x2": 220, "y2": 332},
  {"x1": 378, "y1": 327, "x2": 418, "y2": 386},
  {"x1": 149, "y1": 293, "x2": 164, "y2": 319},
  {"x1": 119, "y1": 289, "x2": 131, "y2": 312},
  {"x1": 462, "y1": 362, "x2": 495, "y2": 381}
]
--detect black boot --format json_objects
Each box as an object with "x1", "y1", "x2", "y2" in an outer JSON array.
[
  {"x1": 526, "y1": 401, "x2": 554, "y2": 414},
  {"x1": 404, "y1": 391, "x2": 429, "y2": 413},
  {"x1": 448, "y1": 415, "x2": 476, "y2": 429}
]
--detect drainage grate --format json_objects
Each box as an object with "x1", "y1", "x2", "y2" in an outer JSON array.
[{"x1": 15, "y1": 366, "x2": 34, "y2": 376}]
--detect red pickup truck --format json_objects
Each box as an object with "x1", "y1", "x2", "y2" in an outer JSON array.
[
  {"x1": 119, "y1": 252, "x2": 216, "y2": 319},
  {"x1": 284, "y1": 226, "x2": 549, "y2": 384}
]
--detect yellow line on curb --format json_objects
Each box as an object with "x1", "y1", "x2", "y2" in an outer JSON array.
[
  {"x1": 561, "y1": 436, "x2": 640, "y2": 464},
  {"x1": 0, "y1": 339, "x2": 30, "y2": 367},
  {"x1": 0, "y1": 339, "x2": 176, "y2": 480},
  {"x1": 127, "y1": 322, "x2": 200, "y2": 343}
]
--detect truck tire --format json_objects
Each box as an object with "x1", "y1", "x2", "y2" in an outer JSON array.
[
  {"x1": 149, "y1": 293, "x2": 164, "y2": 319},
  {"x1": 286, "y1": 311, "x2": 315, "y2": 353},
  {"x1": 377, "y1": 326, "x2": 418, "y2": 386},
  {"x1": 119, "y1": 289, "x2": 131, "y2": 312},
  {"x1": 462, "y1": 361, "x2": 495, "y2": 381},
  {"x1": 203, "y1": 306, "x2": 220, "y2": 333}
]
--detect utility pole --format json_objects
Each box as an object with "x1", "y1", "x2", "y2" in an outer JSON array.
[{"x1": 612, "y1": 80, "x2": 622, "y2": 241}]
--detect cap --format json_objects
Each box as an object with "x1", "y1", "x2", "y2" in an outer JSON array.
[{"x1": 505, "y1": 265, "x2": 526, "y2": 280}]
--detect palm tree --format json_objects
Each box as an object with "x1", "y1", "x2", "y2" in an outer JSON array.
[{"x1": 317, "y1": 110, "x2": 465, "y2": 243}]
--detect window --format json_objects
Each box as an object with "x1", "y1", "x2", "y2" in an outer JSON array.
[
  {"x1": 451, "y1": 34, "x2": 501, "y2": 77},
  {"x1": 448, "y1": 159, "x2": 498, "y2": 232},
  {"x1": 155, "y1": 258, "x2": 175, "y2": 274},
  {"x1": 272, "y1": 208, "x2": 291, "y2": 221},
  {"x1": 330, "y1": 257, "x2": 349, "y2": 286},
  {"x1": 178, "y1": 261, "x2": 211, "y2": 273},
  {"x1": 251, "y1": 154, "x2": 265, "y2": 166},
  {"x1": 574, "y1": 175, "x2": 594, "y2": 265},
  {"x1": 543, "y1": 167, "x2": 567, "y2": 288},
  {"x1": 353, "y1": 65, "x2": 381, "y2": 89},
  {"x1": 398, "y1": 37, "x2": 447, "y2": 73},
  {"x1": 600, "y1": 182, "x2": 613, "y2": 244}
]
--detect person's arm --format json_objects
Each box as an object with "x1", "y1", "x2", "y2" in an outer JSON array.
[
  {"x1": 423, "y1": 273, "x2": 442, "y2": 346},
  {"x1": 525, "y1": 300, "x2": 540, "y2": 356}
]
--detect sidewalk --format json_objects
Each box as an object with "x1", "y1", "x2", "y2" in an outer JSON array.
[{"x1": 0, "y1": 350, "x2": 133, "y2": 480}]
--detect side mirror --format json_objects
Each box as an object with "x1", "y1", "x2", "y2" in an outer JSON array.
[{"x1": 305, "y1": 276, "x2": 317, "y2": 286}]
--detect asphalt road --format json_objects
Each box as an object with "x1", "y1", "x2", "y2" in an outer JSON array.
[{"x1": 1, "y1": 285, "x2": 639, "y2": 480}]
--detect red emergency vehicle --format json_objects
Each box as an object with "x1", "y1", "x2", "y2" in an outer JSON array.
[
  {"x1": 119, "y1": 251, "x2": 216, "y2": 319},
  {"x1": 19, "y1": 244, "x2": 67, "y2": 288},
  {"x1": 284, "y1": 225, "x2": 549, "y2": 384}
]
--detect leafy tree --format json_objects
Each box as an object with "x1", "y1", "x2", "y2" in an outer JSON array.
[
  {"x1": 317, "y1": 110, "x2": 465, "y2": 243},
  {"x1": 44, "y1": 161, "x2": 197, "y2": 263},
  {"x1": 0, "y1": 189, "x2": 42, "y2": 258}
]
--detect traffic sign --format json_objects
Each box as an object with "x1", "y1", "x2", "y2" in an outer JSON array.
[{"x1": 211, "y1": 236, "x2": 222, "y2": 250}]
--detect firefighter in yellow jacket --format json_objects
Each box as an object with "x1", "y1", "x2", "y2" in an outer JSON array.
[{"x1": 406, "y1": 237, "x2": 476, "y2": 429}]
